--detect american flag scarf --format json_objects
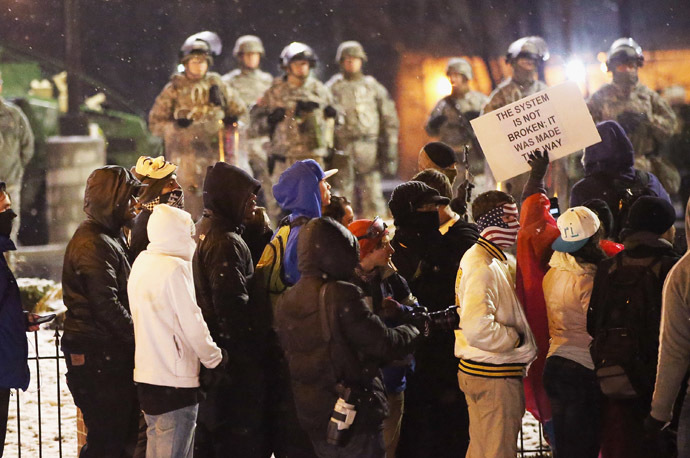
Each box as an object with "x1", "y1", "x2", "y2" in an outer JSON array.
[{"x1": 475, "y1": 203, "x2": 520, "y2": 248}]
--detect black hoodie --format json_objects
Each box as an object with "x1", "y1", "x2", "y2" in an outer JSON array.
[
  {"x1": 193, "y1": 162, "x2": 263, "y2": 359},
  {"x1": 62, "y1": 166, "x2": 142, "y2": 353},
  {"x1": 275, "y1": 217, "x2": 419, "y2": 439}
]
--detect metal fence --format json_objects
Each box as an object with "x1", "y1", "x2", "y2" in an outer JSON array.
[
  {"x1": 11, "y1": 329, "x2": 65, "y2": 458},
  {"x1": 9, "y1": 329, "x2": 551, "y2": 458}
]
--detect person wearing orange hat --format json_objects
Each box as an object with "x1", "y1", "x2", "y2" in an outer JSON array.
[{"x1": 348, "y1": 217, "x2": 422, "y2": 458}]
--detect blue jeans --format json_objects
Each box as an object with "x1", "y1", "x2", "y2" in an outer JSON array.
[
  {"x1": 144, "y1": 404, "x2": 198, "y2": 458},
  {"x1": 543, "y1": 356, "x2": 602, "y2": 458}
]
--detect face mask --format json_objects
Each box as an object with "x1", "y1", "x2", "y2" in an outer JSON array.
[
  {"x1": 0, "y1": 209, "x2": 17, "y2": 238},
  {"x1": 476, "y1": 203, "x2": 520, "y2": 249},
  {"x1": 161, "y1": 189, "x2": 184, "y2": 209}
]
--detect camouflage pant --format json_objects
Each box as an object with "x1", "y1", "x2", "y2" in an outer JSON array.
[
  {"x1": 246, "y1": 137, "x2": 279, "y2": 226},
  {"x1": 330, "y1": 139, "x2": 387, "y2": 219}
]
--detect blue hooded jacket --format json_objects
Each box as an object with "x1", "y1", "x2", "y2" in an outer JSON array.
[
  {"x1": 0, "y1": 235, "x2": 29, "y2": 391},
  {"x1": 570, "y1": 120, "x2": 670, "y2": 208},
  {"x1": 272, "y1": 160, "x2": 325, "y2": 285}
]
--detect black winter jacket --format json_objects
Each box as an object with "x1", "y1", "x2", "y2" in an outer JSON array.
[
  {"x1": 62, "y1": 166, "x2": 141, "y2": 353},
  {"x1": 193, "y1": 163, "x2": 265, "y2": 361},
  {"x1": 391, "y1": 217, "x2": 478, "y2": 394},
  {"x1": 275, "y1": 218, "x2": 419, "y2": 439}
]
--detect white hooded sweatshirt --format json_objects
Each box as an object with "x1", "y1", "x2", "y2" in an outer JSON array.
[{"x1": 130, "y1": 204, "x2": 222, "y2": 388}]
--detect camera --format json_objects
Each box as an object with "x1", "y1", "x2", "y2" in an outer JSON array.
[{"x1": 326, "y1": 384, "x2": 357, "y2": 446}]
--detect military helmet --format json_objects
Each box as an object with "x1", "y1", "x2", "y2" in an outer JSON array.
[
  {"x1": 446, "y1": 57, "x2": 473, "y2": 80},
  {"x1": 335, "y1": 41, "x2": 367, "y2": 63},
  {"x1": 280, "y1": 42, "x2": 317, "y2": 68},
  {"x1": 606, "y1": 37, "x2": 644, "y2": 70},
  {"x1": 233, "y1": 35, "x2": 265, "y2": 58},
  {"x1": 506, "y1": 36, "x2": 550, "y2": 63},
  {"x1": 180, "y1": 31, "x2": 222, "y2": 64}
]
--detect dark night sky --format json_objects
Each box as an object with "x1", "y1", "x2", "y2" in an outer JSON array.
[{"x1": 1, "y1": 0, "x2": 689, "y2": 116}]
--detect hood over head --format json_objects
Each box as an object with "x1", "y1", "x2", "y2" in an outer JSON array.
[
  {"x1": 203, "y1": 162, "x2": 260, "y2": 228},
  {"x1": 83, "y1": 166, "x2": 144, "y2": 233},
  {"x1": 582, "y1": 121, "x2": 635, "y2": 180},
  {"x1": 297, "y1": 217, "x2": 360, "y2": 280},
  {"x1": 273, "y1": 159, "x2": 326, "y2": 218},
  {"x1": 146, "y1": 205, "x2": 197, "y2": 261}
]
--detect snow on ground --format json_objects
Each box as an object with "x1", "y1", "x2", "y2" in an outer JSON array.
[
  {"x1": 4, "y1": 329, "x2": 77, "y2": 458},
  {"x1": 4, "y1": 330, "x2": 551, "y2": 457}
]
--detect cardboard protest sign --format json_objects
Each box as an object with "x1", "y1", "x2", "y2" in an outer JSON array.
[{"x1": 470, "y1": 81, "x2": 601, "y2": 182}]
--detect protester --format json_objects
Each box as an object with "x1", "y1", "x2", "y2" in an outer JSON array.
[
  {"x1": 255, "y1": 159, "x2": 337, "y2": 305},
  {"x1": 455, "y1": 189, "x2": 537, "y2": 458},
  {"x1": 0, "y1": 182, "x2": 40, "y2": 456},
  {"x1": 349, "y1": 217, "x2": 419, "y2": 457},
  {"x1": 61, "y1": 166, "x2": 144, "y2": 457},
  {"x1": 588, "y1": 196, "x2": 680, "y2": 458},
  {"x1": 129, "y1": 156, "x2": 182, "y2": 260},
  {"x1": 514, "y1": 150, "x2": 560, "y2": 443},
  {"x1": 191, "y1": 162, "x2": 269, "y2": 457},
  {"x1": 274, "y1": 217, "x2": 421, "y2": 458},
  {"x1": 129, "y1": 204, "x2": 227, "y2": 458},
  {"x1": 389, "y1": 180, "x2": 476, "y2": 458},
  {"x1": 322, "y1": 195, "x2": 354, "y2": 227},
  {"x1": 242, "y1": 206, "x2": 273, "y2": 268},
  {"x1": 582, "y1": 198, "x2": 625, "y2": 256},
  {"x1": 648, "y1": 198, "x2": 690, "y2": 457},
  {"x1": 570, "y1": 120, "x2": 671, "y2": 241},
  {"x1": 543, "y1": 206, "x2": 606, "y2": 458}
]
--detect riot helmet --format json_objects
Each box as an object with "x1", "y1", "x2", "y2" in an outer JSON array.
[
  {"x1": 506, "y1": 36, "x2": 550, "y2": 64},
  {"x1": 280, "y1": 42, "x2": 317, "y2": 69},
  {"x1": 606, "y1": 37, "x2": 644, "y2": 71},
  {"x1": 179, "y1": 31, "x2": 222, "y2": 65}
]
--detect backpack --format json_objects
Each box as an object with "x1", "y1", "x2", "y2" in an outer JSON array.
[
  {"x1": 589, "y1": 254, "x2": 664, "y2": 399},
  {"x1": 254, "y1": 215, "x2": 309, "y2": 308},
  {"x1": 610, "y1": 170, "x2": 653, "y2": 241}
]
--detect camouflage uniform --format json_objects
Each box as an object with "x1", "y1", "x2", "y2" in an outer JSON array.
[
  {"x1": 222, "y1": 68, "x2": 277, "y2": 217},
  {"x1": 148, "y1": 71, "x2": 247, "y2": 220},
  {"x1": 588, "y1": 82, "x2": 679, "y2": 191},
  {"x1": 251, "y1": 75, "x2": 334, "y2": 182},
  {"x1": 0, "y1": 97, "x2": 34, "y2": 241},
  {"x1": 426, "y1": 91, "x2": 488, "y2": 175},
  {"x1": 326, "y1": 73, "x2": 399, "y2": 218}
]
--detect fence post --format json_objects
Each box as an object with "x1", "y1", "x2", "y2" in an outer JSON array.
[
  {"x1": 33, "y1": 331, "x2": 43, "y2": 458},
  {"x1": 55, "y1": 329, "x2": 63, "y2": 457}
]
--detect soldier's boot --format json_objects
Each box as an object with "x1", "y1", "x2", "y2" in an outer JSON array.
[{"x1": 356, "y1": 171, "x2": 387, "y2": 219}]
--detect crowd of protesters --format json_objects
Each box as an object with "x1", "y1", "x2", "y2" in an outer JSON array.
[{"x1": 2, "y1": 31, "x2": 690, "y2": 458}]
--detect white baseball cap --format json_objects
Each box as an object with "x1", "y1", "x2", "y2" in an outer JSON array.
[{"x1": 552, "y1": 206, "x2": 601, "y2": 253}]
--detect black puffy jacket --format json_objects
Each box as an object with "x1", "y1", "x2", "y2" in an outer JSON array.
[
  {"x1": 62, "y1": 166, "x2": 141, "y2": 353},
  {"x1": 193, "y1": 163, "x2": 264, "y2": 360},
  {"x1": 275, "y1": 217, "x2": 419, "y2": 439}
]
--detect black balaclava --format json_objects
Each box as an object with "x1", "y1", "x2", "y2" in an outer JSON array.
[{"x1": 0, "y1": 209, "x2": 17, "y2": 238}]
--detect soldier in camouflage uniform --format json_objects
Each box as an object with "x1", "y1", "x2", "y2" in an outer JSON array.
[
  {"x1": 326, "y1": 41, "x2": 399, "y2": 218},
  {"x1": 222, "y1": 35, "x2": 278, "y2": 220},
  {"x1": 482, "y1": 37, "x2": 550, "y2": 200},
  {"x1": 0, "y1": 71, "x2": 34, "y2": 242},
  {"x1": 251, "y1": 42, "x2": 337, "y2": 204},
  {"x1": 426, "y1": 58, "x2": 488, "y2": 195},
  {"x1": 149, "y1": 31, "x2": 247, "y2": 220},
  {"x1": 588, "y1": 38, "x2": 679, "y2": 193}
]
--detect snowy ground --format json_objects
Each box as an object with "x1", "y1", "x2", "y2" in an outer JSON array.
[
  {"x1": 5, "y1": 329, "x2": 551, "y2": 457},
  {"x1": 5, "y1": 329, "x2": 77, "y2": 458}
]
